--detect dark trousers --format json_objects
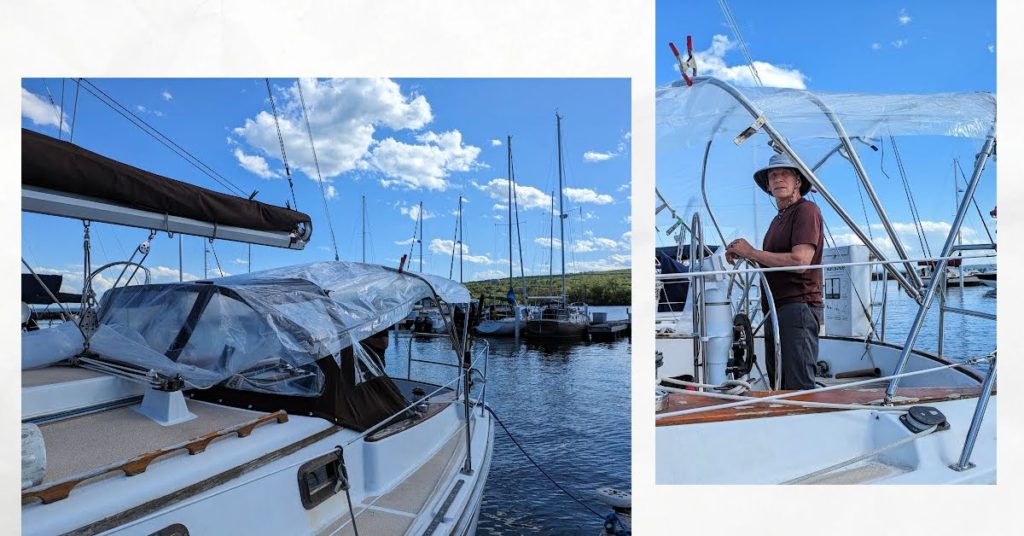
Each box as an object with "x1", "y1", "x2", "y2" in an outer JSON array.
[{"x1": 764, "y1": 302, "x2": 822, "y2": 390}]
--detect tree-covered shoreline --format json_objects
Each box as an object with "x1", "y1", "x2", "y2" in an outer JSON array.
[{"x1": 464, "y1": 269, "x2": 630, "y2": 306}]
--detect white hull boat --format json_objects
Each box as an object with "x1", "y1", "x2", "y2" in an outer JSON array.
[
  {"x1": 21, "y1": 131, "x2": 495, "y2": 534},
  {"x1": 476, "y1": 317, "x2": 518, "y2": 336},
  {"x1": 654, "y1": 76, "x2": 996, "y2": 485}
]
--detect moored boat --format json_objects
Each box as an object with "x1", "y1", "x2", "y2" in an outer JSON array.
[{"x1": 21, "y1": 129, "x2": 495, "y2": 534}]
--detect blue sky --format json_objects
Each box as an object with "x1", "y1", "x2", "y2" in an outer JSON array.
[
  {"x1": 655, "y1": 1, "x2": 997, "y2": 265},
  {"x1": 21, "y1": 78, "x2": 631, "y2": 293}
]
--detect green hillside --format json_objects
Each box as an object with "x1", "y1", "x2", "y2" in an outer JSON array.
[{"x1": 465, "y1": 269, "x2": 630, "y2": 306}]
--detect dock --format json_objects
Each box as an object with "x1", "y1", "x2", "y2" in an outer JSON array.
[{"x1": 589, "y1": 320, "x2": 631, "y2": 341}]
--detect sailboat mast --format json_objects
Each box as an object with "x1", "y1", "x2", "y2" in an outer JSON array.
[
  {"x1": 549, "y1": 191, "x2": 554, "y2": 295},
  {"x1": 361, "y1": 195, "x2": 366, "y2": 263},
  {"x1": 556, "y1": 113, "x2": 567, "y2": 304},
  {"x1": 507, "y1": 135, "x2": 514, "y2": 296},
  {"x1": 418, "y1": 201, "x2": 423, "y2": 272},
  {"x1": 458, "y1": 195, "x2": 464, "y2": 283}
]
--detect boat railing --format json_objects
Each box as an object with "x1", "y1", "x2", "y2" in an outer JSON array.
[
  {"x1": 414, "y1": 291, "x2": 488, "y2": 476},
  {"x1": 658, "y1": 249, "x2": 997, "y2": 472},
  {"x1": 658, "y1": 251, "x2": 995, "y2": 350}
]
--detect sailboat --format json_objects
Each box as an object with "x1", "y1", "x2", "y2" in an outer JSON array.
[
  {"x1": 476, "y1": 136, "x2": 527, "y2": 337},
  {"x1": 525, "y1": 114, "x2": 590, "y2": 339},
  {"x1": 654, "y1": 75, "x2": 996, "y2": 484},
  {"x1": 21, "y1": 128, "x2": 495, "y2": 534}
]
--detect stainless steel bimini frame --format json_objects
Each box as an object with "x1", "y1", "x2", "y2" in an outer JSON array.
[{"x1": 681, "y1": 77, "x2": 922, "y2": 302}]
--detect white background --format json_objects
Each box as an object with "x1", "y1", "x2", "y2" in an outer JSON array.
[{"x1": 2, "y1": 1, "x2": 1020, "y2": 534}]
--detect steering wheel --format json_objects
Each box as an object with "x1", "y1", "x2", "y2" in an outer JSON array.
[{"x1": 723, "y1": 258, "x2": 782, "y2": 387}]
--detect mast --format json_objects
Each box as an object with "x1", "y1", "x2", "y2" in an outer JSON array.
[
  {"x1": 556, "y1": 112, "x2": 567, "y2": 305},
  {"x1": 549, "y1": 191, "x2": 555, "y2": 295},
  {"x1": 507, "y1": 135, "x2": 514, "y2": 298},
  {"x1": 366, "y1": 196, "x2": 370, "y2": 264},
  {"x1": 418, "y1": 201, "x2": 423, "y2": 272},
  {"x1": 458, "y1": 195, "x2": 464, "y2": 283}
]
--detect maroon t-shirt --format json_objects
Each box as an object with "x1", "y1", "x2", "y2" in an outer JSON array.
[{"x1": 762, "y1": 198, "x2": 824, "y2": 307}]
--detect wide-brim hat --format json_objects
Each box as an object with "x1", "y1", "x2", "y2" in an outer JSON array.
[{"x1": 753, "y1": 153, "x2": 811, "y2": 196}]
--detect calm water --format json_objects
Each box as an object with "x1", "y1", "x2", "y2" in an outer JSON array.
[
  {"x1": 383, "y1": 306, "x2": 631, "y2": 535},
  {"x1": 868, "y1": 280, "x2": 996, "y2": 370}
]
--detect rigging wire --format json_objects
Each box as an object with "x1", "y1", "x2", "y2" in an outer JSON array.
[
  {"x1": 69, "y1": 78, "x2": 81, "y2": 143},
  {"x1": 887, "y1": 134, "x2": 930, "y2": 257},
  {"x1": 59, "y1": 79, "x2": 65, "y2": 140},
  {"x1": 510, "y1": 146, "x2": 528, "y2": 297},
  {"x1": 76, "y1": 78, "x2": 248, "y2": 197},
  {"x1": 41, "y1": 81, "x2": 63, "y2": 137},
  {"x1": 846, "y1": 148, "x2": 876, "y2": 243},
  {"x1": 954, "y1": 159, "x2": 995, "y2": 245},
  {"x1": 264, "y1": 78, "x2": 299, "y2": 211},
  {"x1": 296, "y1": 80, "x2": 340, "y2": 261},
  {"x1": 450, "y1": 201, "x2": 459, "y2": 279},
  {"x1": 208, "y1": 239, "x2": 225, "y2": 277},
  {"x1": 716, "y1": 0, "x2": 763, "y2": 87}
]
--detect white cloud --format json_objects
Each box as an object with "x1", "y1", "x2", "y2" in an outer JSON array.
[
  {"x1": 829, "y1": 221, "x2": 983, "y2": 260},
  {"x1": 694, "y1": 34, "x2": 807, "y2": 89},
  {"x1": 584, "y1": 131, "x2": 631, "y2": 163},
  {"x1": 29, "y1": 264, "x2": 198, "y2": 298},
  {"x1": 898, "y1": 9, "x2": 912, "y2": 25},
  {"x1": 233, "y1": 148, "x2": 280, "y2": 179},
  {"x1": 571, "y1": 254, "x2": 631, "y2": 272},
  {"x1": 162, "y1": 90, "x2": 173, "y2": 101},
  {"x1": 622, "y1": 231, "x2": 632, "y2": 243},
  {"x1": 324, "y1": 183, "x2": 337, "y2": 200},
  {"x1": 871, "y1": 43, "x2": 882, "y2": 51},
  {"x1": 233, "y1": 258, "x2": 249, "y2": 265},
  {"x1": 988, "y1": 45, "x2": 995, "y2": 53},
  {"x1": 564, "y1": 187, "x2": 613, "y2": 205},
  {"x1": 469, "y1": 269, "x2": 508, "y2": 281},
  {"x1": 397, "y1": 203, "x2": 436, "y2": 221},
  {"x1": 583, "y1": 151, "x2": 614, "y2": 162},
  {"x1": 428, "y1": 238, "x2": 501, "y2": 264},
  {"x1": 473, "y1": 179, "x2": 553, "y2": 211},
  {"x1": 369, "y1": 130, "x2": 481, "y2": 191},
  {"x1": 21, "y1": 88, "x2": 67, "y2": 131},
  {"x1": 136, "y1": 104, "x2": 147, "y2": 113},
  {"x1": 535, "y1": 235, "x2": 628, "y2": 253},
  {"x1": 234, "y1": 78, "x2": 455, "y2": 190},
  {"x1": 490, "y1": 139, "x2": 503, "y2": 147},
  {"x1": 535, "y1": 237, "x2": 561, "y2": 249},
  {"x1": 394, "y1": 237, "x2": 416, "y2": 246},
  {"x1": 617, "y1": 183, "x2": 630, "y2": 192},
  {"x1": 891, "y1": 39, "x2": 909, "y2": 49}
]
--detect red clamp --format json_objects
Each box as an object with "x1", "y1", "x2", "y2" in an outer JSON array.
[{"x1": 669, "y1": 35, "x2": 697, "y2": 86}]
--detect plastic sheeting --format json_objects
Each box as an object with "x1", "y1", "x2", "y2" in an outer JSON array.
[
  {"x1": 24, "y1": 261, "x2": 470, "y2": 395},
  {"x1": 657, "y1": 78, "x2": 995, "y2": 146}
]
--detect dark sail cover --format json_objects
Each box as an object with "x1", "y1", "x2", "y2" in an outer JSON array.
[
  {"x1": 22, "y1": 128, "x2": 311, "y2": 235},
  {"x1": 656, "y1": 250, "x2": 690, "y2": 313}
]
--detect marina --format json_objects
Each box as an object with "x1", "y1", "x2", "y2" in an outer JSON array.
[{"x1": 20, "y1": 76, "x2": 631, "y2": 534}]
